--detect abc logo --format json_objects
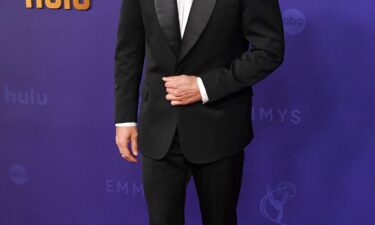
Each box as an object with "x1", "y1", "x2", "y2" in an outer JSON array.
[
  {"x1": 9, "y1": 164, "x2": 28, "y2": 185},
  {"x1": 282, "y1": 8, "x2": 306, "y2": 35}
]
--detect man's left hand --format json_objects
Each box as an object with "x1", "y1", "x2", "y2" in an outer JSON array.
[{"x1": 162, "y1": 75, "x2": 202, "y2": 106}]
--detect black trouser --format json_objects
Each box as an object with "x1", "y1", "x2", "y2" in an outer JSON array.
[{"x1": 141, "y1": 126, "x2": 245, "y2": 225}]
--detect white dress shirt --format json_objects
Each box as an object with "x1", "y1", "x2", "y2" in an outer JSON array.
[{"x1": 116, "y1": 0, "x2": 209, "y2": 127}]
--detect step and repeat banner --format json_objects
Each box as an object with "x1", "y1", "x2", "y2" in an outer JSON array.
[{"x1": 1, "y1": 0, "x2": 374, "y2": 225}]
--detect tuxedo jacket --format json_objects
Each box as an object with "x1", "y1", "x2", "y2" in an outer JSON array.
[{"x1": 114, "y1": 0, "x2": 285, "y2": 163}]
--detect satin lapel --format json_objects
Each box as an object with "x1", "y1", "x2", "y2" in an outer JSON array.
[
  {"x1": 178, "y1": 0, "x2": 216, "y2": 62},
  {"x1": 154, "y1": 0, "x2": 182, "y2": 59}
]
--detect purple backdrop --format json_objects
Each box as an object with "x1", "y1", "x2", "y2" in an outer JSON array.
[{"x1": 1, "y1": 0, "x2": 374, "y2": 225}]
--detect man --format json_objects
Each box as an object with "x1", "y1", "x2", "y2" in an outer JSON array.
[{"x1": 114, "y1": 0, "x2": 284, "y2": 224}]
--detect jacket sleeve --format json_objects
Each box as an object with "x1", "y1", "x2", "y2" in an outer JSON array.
[
  {"x1": 114, "y1": 0, "x2": 145, "y2": 123},
  {"x1": 199, "y1": 0, "x2": 285, "y2": 103}
]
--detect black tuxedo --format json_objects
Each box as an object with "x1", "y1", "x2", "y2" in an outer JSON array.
[{"x1": 114, "y1": 0, "x2": 285, "y2": 164}]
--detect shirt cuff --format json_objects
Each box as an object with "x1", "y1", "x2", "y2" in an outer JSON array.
[
  {"x1": 115, "y1": 122, "x2": 137, "y2": 127},
  {"x1": 197, "y1": 77, "x2": 209, "y2": 104}
]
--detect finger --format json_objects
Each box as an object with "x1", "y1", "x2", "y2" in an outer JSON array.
[
  {"x1": 165, "y1": 93, "x2": 174, "y2": 101},
  {"x1": 162, "y1": 75, "x2": 180, "y2": 81},
  {"x1": 171, "y1": 100, "x2": 185, "y2": 105},
  {"x1": 164, "y1": 80, "x2": 179, "y2": 89},
  {"x1": 122, "y1": 151, "x2": 137, "y2": 163},
  {"x1": 131, "y1": 137, "x2": 138, "y2": 156},
  {"x1": 166, "y1": 86, "x2": 178, "y2": 93},
  {"x1": 166, "y1": 88, "x2": 182, "y2": 97},
  {"x1": 166, "y1": 93, "x2": 184, "y2": 101},
  {"x1": 117, "y1": 140, "x2": 137, "y2": 163},
  {"x1": 120, "y1": 147, "x2": 137, "y2": 163},
  {"x1": 164, "y1": 76, "x2": 184, "y2": 88}
]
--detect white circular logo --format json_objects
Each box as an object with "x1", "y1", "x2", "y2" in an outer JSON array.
[
  {"x1": 282, "y1": 8, "x2": 306, "y2": 35},
  {"x1": 9, "y1": 163, "x2": 28, "y2": 185}
]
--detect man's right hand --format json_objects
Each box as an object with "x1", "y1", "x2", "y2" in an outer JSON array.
[{"x1": 115, "y1": 126, "x2": 138, "y2": 163}]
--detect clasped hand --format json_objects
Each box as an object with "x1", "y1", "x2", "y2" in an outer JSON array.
[{"x1": 162, "y1": 74, "x2": 202, "y2": 105}]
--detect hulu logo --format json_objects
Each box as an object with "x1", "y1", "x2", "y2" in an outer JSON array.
[
  {"x1": 25, "y1": 0, "x2": 90, "y2": 11},
  {"x1": 3, "y1": 86, "x2": 48, "y2": 106}
]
